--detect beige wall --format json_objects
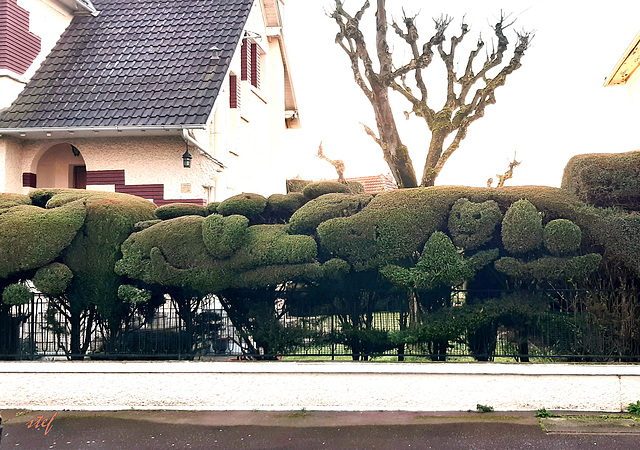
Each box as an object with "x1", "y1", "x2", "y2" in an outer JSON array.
[{"x1": 0, "y1": 138, "x2": 23, "y2": 193}]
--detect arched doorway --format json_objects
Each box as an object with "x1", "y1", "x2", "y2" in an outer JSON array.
[{"x1": 35, "y1": 143, "x2": 87, "y2": 189}]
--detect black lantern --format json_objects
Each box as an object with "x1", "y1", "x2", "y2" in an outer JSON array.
[{"x1": 182, "y1": 146, "x2": 193, "y2": 168}]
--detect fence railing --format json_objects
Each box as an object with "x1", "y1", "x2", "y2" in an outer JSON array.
[{"x1": 1, "y1": 289, "x2": 639, "y2": 361}]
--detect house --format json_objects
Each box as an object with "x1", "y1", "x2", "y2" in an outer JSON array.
[
  {"x1": 0, "y1": 0, "x2": 299, "y2": 205},
  {"x1": 345, "y1": 174, "x2": 397, "y2": 194},
  {"x1": 604, "y1": 30, "x2": 640, "y2": 101}
]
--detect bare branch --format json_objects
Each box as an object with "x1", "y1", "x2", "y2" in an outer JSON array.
[
  {"x1": 360, "y1": 122, "x2": 383, "y2": 148},
  {"x1": 317, "y1": 141, "x2": 347, "y2": 184},
  {"x1": 496, "y1": 152, "x2": 521, "y2": 188}
]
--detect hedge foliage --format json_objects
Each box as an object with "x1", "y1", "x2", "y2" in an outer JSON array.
[
  {"x1": 562, "y1": 150, "x2": 640, "y2": 209},
  {"x1": 448, "y1": 198, "x2": 502, "y2": 249},
  {"x1": 288, "y1": 193, "x2": 373, "y2": 235},
  {"x1": 32, "y1": 263, "x2": 73, "y2": 296},
  {"x1": 544, "y1": 219, "x2": 582, "y2": 256},
  {"x1": 302, "y1": 181, "x2": 351, "y2": 199},
  {"x1": 156, "y1": 203, "x2": 207, "y2": 220},
  {"x1": 217, "y1": 193, "x2": 267, "y2": 223},
  {"x1": 501, "y1": 200, "x2": 543, "y2": 254},
  {"x1": 2, "y1": 283, "x2": 31, "y2": 306}
]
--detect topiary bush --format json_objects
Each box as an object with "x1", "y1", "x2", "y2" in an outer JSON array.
[
  {"x1": 202, "y1": 214, "x2": 249, "y2": 259},
  {"x1": 0, "y1": 193, "x2": 31, "y2": 211},
  {"x1": 302, "y1": 181, "x2": 351, "y2": 199},
  {"x1": 562, "y1": 150, "x2": 640, "y2": 209},
  {"x1": 205, "y1": 202, "x2": 219, "y2": 216},
  {"x1": 0, "y1": 200, "x2": 86, "y2": 278},
  {"x1": 264, "y1": 193, "x2": 307, "y2": 223},
  {"x1": 544, "y1": 219, "x2": 582, "y2": 256},
  {"x1": 117, "y1": 284, "x2": 151, "y2": 304},
  {"x1": 32, "y1": 263, "x2": 73, "y2": 296},
  {"x1": 501, "y1": 200, "x2": 543, "y2": 254},
  {"x1": 2, "y1": 283, "x2": 31, "y2": 305},
  {"x1": 134, "y1": 219, "x2": 162, "y2": 231},
  {"x1": 288, "y1": 193, "x2": 373, "y2": 235},
  {"x1": 155, "y1": 203, "x2": 206, "y2": 220},
  {"x1": 447, "y1": 198, "x2": 502, "y2": 250},
  {"x1": 286, "y1": 178, "x2": 312, "y2": 193},
  {"x1": 494, "y1": 254, "x2": 602, "y2": 282},
  {"x1": 217, "y1": 193, "x2": 267, "y2": 224}
]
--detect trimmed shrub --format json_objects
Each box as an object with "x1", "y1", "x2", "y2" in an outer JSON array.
[
  {"x1": 562, "y1": 150, "x2": 640, "y2": 209},
  {"x1": 494, "y1": 254, "x2": 602, "y2": 281},
  {"x1": 134, "y1": 219, "x2": 162, "y2": 231},
  {"x1": 205, "y1": 202, "x2": 219, "y2": 216},
  {"x1": 0, "y1": 193, "x2": 31, "y2": 211},
  {"x1": 202, "y1": 214, "x2": 249, "y2": 259},
  {"x1": 32, "y1": 263, "x2": 73, "y2": 296},
  {"x1": 2, "y1": 283, "x2": 31, "y2": 305},
  {"x1": 0, "y1": 200, "x2": 86, "y2": 278},
  {"x1": 544, "y1": 219, "x2": 582, "y2": 256},
  {"x1": 264, "y1": 193, "x2": 307, "y2": 223},
  {"x1": 346, "y1": 181, "x2": 365, "y2": 194},
  {"x1": 448, "y1": 198, "x2": 502, "y2": 249},
  {"x1": 156, "y1": 203, "x2": 206, "y2": 220},
  {"x1": 117, "y1": 285, "x2": 151, "y2": 304},
  {"x1": 381, "y1": 232, "x2": 474, "y2": 291},
  {"x1": 302, "y1": 181, "x2": 350, "y2": 199},
  {"x1": 286, "y1": 178, "x2": 312, "y2": 193},
  {"x1": 501, "y1": 200, "x2": 543, "y2": 254},
  {"x1": 289, "y1": 193, "x2": 373, "y2": 235},
  {"x1": 217, "y1": 193, "x2": 267, "y2": 223}
]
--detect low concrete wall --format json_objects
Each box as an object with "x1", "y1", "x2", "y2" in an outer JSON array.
[{"x1": 1, "y1": 362, "x2": 639, "y2": 412}]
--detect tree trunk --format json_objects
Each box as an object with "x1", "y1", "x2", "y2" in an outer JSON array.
[
  {"x1": 422, "y1": 130, "x2": 448, "y2": 186},
  {"x1": 371, "y1": 84, "x2": 418, "y2": 188}
]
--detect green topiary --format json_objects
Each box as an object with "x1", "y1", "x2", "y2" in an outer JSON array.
[
  {"x1": 448, "y1": 198, "x2": 502, "y2": 249},
  {"x1": 286, "y1": 178, "x2": 312, "y2": 193},
  {"x1": 202, "y1": 214, "x2": 249, "y2": 259},
  {"x1": 205, "y1": 202, "x2": 219, "y2": 216},
  {"x1": 32, "y1": 263, "x2": 73, "y2": 296},
  {"x1": 562, "y1": 150, "x2": 640, "y2": 209},
  {"x1": 501, "y1": 200, "x2": 543, "y2": 254},
  {"x1": 544, "y1": 219, "x2": 582, "y2": 256},
  {"x1": 134, "y1": 219, "x2": 162, "y2": 231},
  {"x1": 217, "y1": 193, "x2": 267, "y2": 223},
  {"x1": 381, "y1": 232, "x2": 474, "y2": 291},
  {"x1": 117, "y1": 284, "x2": 151, "y2": 304},
  {"x1": 265, "y1": 193, "x2": 307, "y2": 223},
  {"x1": 346, "y1": 181, "x2": 365, "y2": 194},
  {"x1": 0, "y1": 200, "x2": 86, "y2": 278},
  {"x1": 288, "y1": 193, "x2": 373, "y2": 235},
  {"x1": 494, "y1": 254, "x2": 602, "y2": 281},
  {"x1": 302, "y1": 181, "x2": 351, "y2": 199},
  {"x1": 0, "y1": 193, "x2": 31, "y2": 211},
  {"x1": 155, "y1": 203, "x2": 206, "y2": 220},
  {"x1": 2, "y1": 283, "x2": 31, "y2": 305}
]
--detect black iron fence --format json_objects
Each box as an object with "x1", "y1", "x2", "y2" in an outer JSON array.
[{"x1": 1, "y1": 289, "x2": 639, "y2": 361}]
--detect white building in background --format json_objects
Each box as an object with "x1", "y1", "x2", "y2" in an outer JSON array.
[{"x1": 0, "y1": 0, "x2": 299, "y2": 205}]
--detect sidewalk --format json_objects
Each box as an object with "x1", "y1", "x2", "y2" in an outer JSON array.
[{"x1": 2, "y1": 409, "x2": 640, "y2": 449}]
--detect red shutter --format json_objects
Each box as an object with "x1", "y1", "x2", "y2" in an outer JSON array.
[
  {"x1": 241, "y1": 40, "x2": 251, "y2": 83},
  {"x1": 229, "y1": 74, "x2": 240, "y2": 109},
  {"x1": 0, "y1": 0, "x2": 41, "y2": 74},
  {"x1": 250, "y1": 42, "x2": 261, "y2": 89}
]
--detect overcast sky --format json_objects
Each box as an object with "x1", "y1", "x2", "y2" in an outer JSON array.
[{"x1": 280, "y1": 1, "x2": 640, "y2": 188}]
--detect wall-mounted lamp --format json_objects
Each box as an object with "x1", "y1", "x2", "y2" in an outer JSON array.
[
  {"x1": 182, "y1": 145, "x2": 192, "y2": 168},
  {"x1": 71, "y1": 145, "x2": 80, "y2": 157}
]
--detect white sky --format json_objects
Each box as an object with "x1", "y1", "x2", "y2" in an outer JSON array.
[{"x1": 280, "y1": 1, "x2": 640, "y2": 188}]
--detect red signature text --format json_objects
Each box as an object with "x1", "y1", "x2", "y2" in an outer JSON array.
[{"x1": 26, "y1": 412, "x2": 57, "y2": 435}]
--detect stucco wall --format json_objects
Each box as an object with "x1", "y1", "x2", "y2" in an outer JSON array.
[
  {"x1": 1, "y1": 362, "x2": 639, "y2": 412},
  {"x1": 0, "y1": 138, "x2": 23, "y2": 193}
]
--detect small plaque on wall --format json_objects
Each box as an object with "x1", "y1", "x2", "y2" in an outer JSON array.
[{"x1": 181, "y1": 183, "x2": 192, "y2": 193}]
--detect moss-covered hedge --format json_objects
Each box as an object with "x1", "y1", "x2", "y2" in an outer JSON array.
[
  {"x1": 217, "y1": 193, "x2": 267, "y2": 223},
  {"x1": 156, "y1": 203, "x2": 206, "y2": 220},
  {"x1": 289, "y1": 193, "x2": 373, "y2": 235},
  {"x1": 32, "y1": 263, "x2": 73, "y2": 296},
  {"x1": 0, "y1": 193, "x2": 31, "y2": 211},
  {"x1": 264, "y1": 193, "x2": 307, "y2": 223},
  {"x1": 501, "y1": 200, "x2": 543, "y2": 254},
  {"x1": 448, "y1": 198, "x2": 502, "y2": 250},
  {"x1": 302, "y1": 181, "x2": 351, "y2": 199},
  {"x1": 544, "y1": 219, "x2": 582, "y2": 256},
  {"x1": 562, "y1": 150, "x2": 640, "y2": 209},
  {"x1": 0, "y1": 200, "x2": 86, "y2": 278},
  {"x1": 202, "y1": 214, "x2": 249, "y2": 259},
  {"x1": 2, "y1": 283, "x2": 31, "y2": 305}
]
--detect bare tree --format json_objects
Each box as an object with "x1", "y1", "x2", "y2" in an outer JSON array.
[
  {"x1": 317, "y1": 141, "x2": 347, "y2": 184},
  {"x1": 491, "y1": 153, "x2": 521, "y2": 188},
  {"x1": 331, "y1": 1, "x2": 532, "y2": 187}
]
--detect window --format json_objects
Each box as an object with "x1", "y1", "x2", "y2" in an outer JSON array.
[{"x1": 229, "y1": 74, "x2": 240, "y2": 109}]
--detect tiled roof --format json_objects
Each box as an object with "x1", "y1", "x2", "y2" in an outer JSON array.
[
  {"x1": 346, "y1": 174, "x2": 398, "y2": 193},
  {"x1": 0, "y1": 0, "x2": 253, "y2": 129}
]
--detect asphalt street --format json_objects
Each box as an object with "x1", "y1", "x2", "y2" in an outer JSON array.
[{"x1": 2, "y1": 410, "x2": 640, "y2": 449}]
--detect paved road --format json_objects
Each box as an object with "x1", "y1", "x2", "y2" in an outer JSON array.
[{"x1": 2, "y1": 410, "x2": 640, "y2": 449}]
